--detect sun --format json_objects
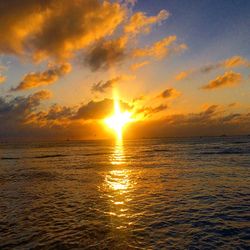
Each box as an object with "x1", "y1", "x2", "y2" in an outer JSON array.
[{"x1": 104, "y1": 98, "x2": 132, "y2": 141}]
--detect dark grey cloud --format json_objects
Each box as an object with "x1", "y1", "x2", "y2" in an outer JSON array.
[
  {"x1": 74, "y1": 98, "x2": 131, "y2": 120},
  {"x1": 136, "y1": 104, "x2": 167, "y2": 117},
  {"x1": 92, "y1": 76, "x2": 121, "y2": 93},
  {"x1": 0, "y1": 90, "x2": 51, "y2": 134},
  {"x1": 158, "y1": 88, "x2": 180, "y2": 99},
  {"x1": 84, "y1": 38, "x2": 127, "y2": 71}
]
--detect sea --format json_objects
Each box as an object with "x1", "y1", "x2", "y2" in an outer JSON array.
[{"x1": 0, "y1": 136, "x2": 249, "y2": 249}]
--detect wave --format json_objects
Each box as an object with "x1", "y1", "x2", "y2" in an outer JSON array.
[
  {"x1": 1, "y1": 154, "x2": 67, "y2": 160},
  {"x1": 201, "y1": 148, "x2": 249, "y2": 155},
  {"x1": 232, "y1": 141, "x2": 249, "y2": 144},
  {"x1": 34, "y1": 154, "x2": 67, "y2": 159}
]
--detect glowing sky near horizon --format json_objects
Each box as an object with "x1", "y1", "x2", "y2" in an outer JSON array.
[{"x1": 0, "y1": 0, "x2": 249, "y2": 139}]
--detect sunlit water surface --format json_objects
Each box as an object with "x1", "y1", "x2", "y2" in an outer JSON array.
[{"x1": 0, "y1": 136, "x2": 249, "y2": 249}]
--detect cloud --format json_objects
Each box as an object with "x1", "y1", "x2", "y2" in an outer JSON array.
[
  {"x1": 187, "y1": 105, "x2": 219, "y2": 123},
  {"x1": 84, "y1": 35, "x2": 186, "y2": 71},
  {"x1": 84, "y1": 37, "x2": 127, "y2": 71},
  {"x1": 0, "y1": 93, "x2": 249, "y2": 140},
  {"x1": 132, "y1": 96, "x2": 144, "y2": 102},
  {"x1": 158, "y1": 88, "x2": 180, "y2": 99},
  {"x1": 0, "y1": 75, "x2": 6, "y2": 84},
  {"x1": 31, "y1": 90, "x2": 52, "y2": 101},
  {"x1": 92, "y1": 76, "x2": 122, "y2": 93},
  {"x1": 136, "y1": 104, "x2": 167, "y2": 117},
  {"x1": 130, "y1": 61, "x2": 149, "y2": 71},
  {"x1": 0, "y1": 0, "x2": 125, "y2": 60},
  {"x1": 175, "y1": 71, "x2": 189, "y2": 81},
  {"x1": 124, "y1": 9, "x2": 169, "y2": 35},
  {"x1": 74, "y1": 98, "x2": 131, "y2": 120},
  {"x1": 0, "y1": 90, "x2": 51, "y2": 131},
  {"x1": 123, "y1": 0, "x2": 137, "y2": 7},
  {"x1": 133, "y1": 36, "x2": 187, "y2": 59},
  {"x1": 45, "y1": 104, "x2": 74, "y2": 121},
  {"x1": 176, "y1": 55, "x2": 249, "y2": 81},
  {"x1": 129, "y1": 104, "x2": 250, "y2": 138},
  {"x1": 202, "y1": 71, "x2": 242, "y2": 90},
  {"x1": 12, "y1": 63, "x2": 71, "y2": 91},
  {"x1": 223, "y1": 55, "x2": 249, "y2": 68},
  {"x1": 91, "y1": 74, "x2": 135, "y2": 93},
  {"x1": 200, "y1": 55, "x2": 249, "y2": 73}
]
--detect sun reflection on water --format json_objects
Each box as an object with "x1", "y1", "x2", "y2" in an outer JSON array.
[{"x1": 103, "y1": 140, "x2": 135, "y2": 233}]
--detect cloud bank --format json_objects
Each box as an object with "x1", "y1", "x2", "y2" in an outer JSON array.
[
  {"x1": 202, "y1": 71, "x2": 242, "y2": 90},
  {"x1": 12, "y1": 63, "x2": 71, "y2": 91}
]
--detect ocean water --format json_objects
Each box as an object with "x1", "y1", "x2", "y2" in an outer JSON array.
[{"x1": 0, "y1": 136, "x2": 249, "y2": 249}]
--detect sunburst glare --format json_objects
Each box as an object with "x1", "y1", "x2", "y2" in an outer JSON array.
[{"x1": 104, "y1": 97, "x2": 133, "y2": 141}]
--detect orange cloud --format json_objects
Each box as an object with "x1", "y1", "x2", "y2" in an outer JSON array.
[
  {"x1": 202, "y1": 71, "x2": 242, "y2": 90},
  {"x1": 176, "y1": 55, "x2": 249, "y2": 81},
  {"x1": 130, "y1": 61, "x2": 150, "y2": 71},
  {"x1": 91, "y1": 74, "x2": 135, "y2": 93},
  {"x1": 136, "y1": 104, "x2": 167, "y2": 117},
  {"x1": 175, "y1": 71, "x2": 189, "y2": 81},
  {"x1": 0, "y1": 75, "x2": 6, "y2": 84},
  {"x1": 12, "y1": 63, "x2": 71, "y2": 91},
  {"x1": 158, "y1": 88, "x2": 180, "y2": 99},
  {"x1": 223, "y1": 55, "x2": 249, "y2": 68},
  {"x1": 92, "y1": 76, "x2": 122, "y2": 93},
  {"x1": 124, "y1": 9, "x2": 169, "y2": 34},
  {"x1": 31, "y1": 90, "x2": 52, "y2": 101},
  {"x1": 133, "y1": 36, "x2": 187, "y2": 59},
  {"x1": 0, "y1": 1, "x2": 125, "y2": 60}
]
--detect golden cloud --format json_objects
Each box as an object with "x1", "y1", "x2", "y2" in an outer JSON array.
[
  {"x1": 0, "y1": 75, "x2": 6, "y2": 84},
  {"x1": 136, "y1": 104, "x2": 167, "y2": 118},
  {"x1": 202, "y1": 71, "x2": 242, "y2": 90},
  {"x1": 223, "y1": 55, "x2": 249, "y2": 68},
  {"x1": 92, "y1": 76, "x2": 122, "y2": 93},
  {"x1": 130, "y1": 61, "x2": 150, "y2": 71},
  {"x1": 0, "y1": 0, "x2": 125, "y2": 60},
  {"x1": 31, "y1": 90, "x2": 53, "y2": 101},
  {"x1": 91, "y1": 74, "x2": 135, "y2": 93},
  {"x1": 124, "y1": 9, "x2": 169, "y2": 34},
  {"x1": 176, "y1": 55, "x2": 249, "y2": 81},
  {"x1": 12, "y1": 63, "x2": 71, "y2": 91},
  {"x1": 133, "y1": 36, "x2": 187, "y2": 59},
  {"x1": 158, "y1": 88, "x2": 180, "y2": 99},
  {"x1": 175, "y1": 71, "x2": 189, "y2": 81}
]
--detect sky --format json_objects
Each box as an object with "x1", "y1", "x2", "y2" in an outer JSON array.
[{"x1": 0, "y1": 0, "x2": 249, "y2": 140}]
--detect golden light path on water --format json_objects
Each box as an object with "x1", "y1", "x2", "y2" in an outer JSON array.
[
  {"x1": 102, "y1": 90, "x2": 137, "y2": 239},
  {"x1": 104, "y1": 140, "x2": 134, "y2": 230}
]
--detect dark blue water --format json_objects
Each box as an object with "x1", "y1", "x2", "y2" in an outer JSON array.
[{"x1": 0, "y1": 136, "x2": 249, "y2": 249}]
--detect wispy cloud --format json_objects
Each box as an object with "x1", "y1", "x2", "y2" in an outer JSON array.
[
  {"x1": 202, "y1": 71, "x2": 242, "y2": 90},
  {"x1": 133, "y1": 36, "x2": 187, "y2": 60},
  {"x1": 12, "y1": 63, "x2": 71, "y2": 91},
  {"x1": 158, "y1": 88, "x2": 180, "y2": 99},
  {"x1": 91, "y1": 74, "x2": 135, "y2": 93},
  {"x1": 175, "y1": 55, "x2": 249, "y2": 81},
  {"x1": 130, "y1": 61, "x2": 150, "y2": 71},
  {"x1": 0, "y1": 74, "x2": 6, "y2": 84},
  {"x1": 124, "y1": 9, "x2": 169, "y2": 35}
]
